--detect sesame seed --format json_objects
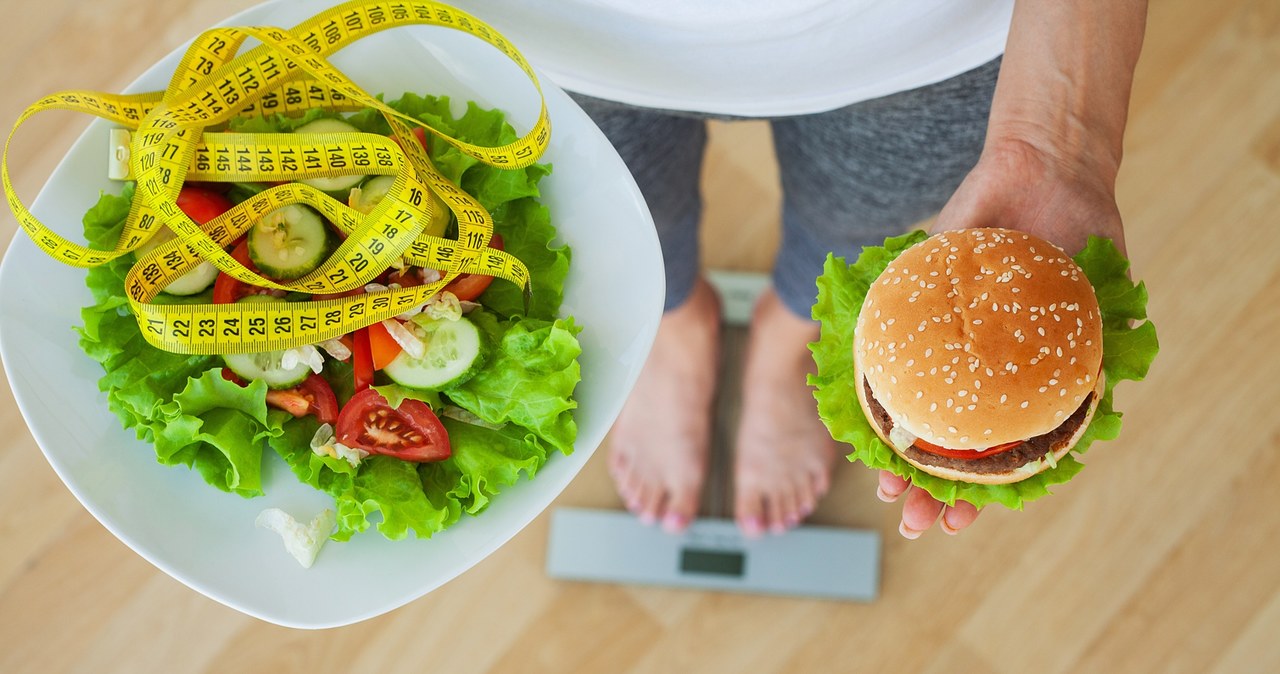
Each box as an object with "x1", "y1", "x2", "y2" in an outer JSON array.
[
  {"x1": 916, "y1": 391, "x2": 923, "y2": 399},
  {"x1": 1060, "y1": 388, "x2": 1068, "y2": 397},
  {"x1": 1021, "y1": 401, "x2": 1029, "y2": 408},
  {"x1": 958, "y1": 389, "x2": 968, "y2": 397},
  {"x1": 890, "y1": 375, "x2": 898, "y2": 384},
  {"x1": 1039, "y1": 386, "x2": 1048, "y2": 393},
  {"x1": 1038, "y1": 327, "x2": 1047, "y2": 337},
  {"x1": 1049, "y1": 379, "x2": 1058, "y2": 386},
  {"x1": 967, "y1": 404, "x2": 976, "y2": 411},
  {"x1": 955, "y1": 406, "x2": 964, "y2": 413},
  {"x1": 948, "y1": 426, "x2": 958, "y2": 433}
]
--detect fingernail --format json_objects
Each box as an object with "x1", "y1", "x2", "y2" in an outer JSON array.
[
  {"x1": 877, "y1": 486, "x2": 899, "y2": 503},
  {"x1": 899, "y1": 521, "x2": 923, "y2": 540},
  {"x1": 661, "y1": 513, "x2": 688, "y2": 534},
  {"x1": 940, "y1": 512, "x2": 962, "y2": 535}
]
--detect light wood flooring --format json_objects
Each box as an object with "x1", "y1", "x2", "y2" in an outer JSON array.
[{"x1": 1, "y1": 1, "x2": 1278, "y2": 672}]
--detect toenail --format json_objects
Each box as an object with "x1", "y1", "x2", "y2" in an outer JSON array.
[
  {"x1": 770, "y1": 521, "x2": 787, "y2": 535},
  {"x1": 639, "y1": 511, "x2": 657, "y2": 526},
  {"x1": 741, "y1": 517, "x2": 765, "y2": 539},
  {"x1": 899, "y1": 521, "x2": 924, "y2": 540},
  {"x1": 661, "y1": 514, "x2": 688, "y2": 534}
]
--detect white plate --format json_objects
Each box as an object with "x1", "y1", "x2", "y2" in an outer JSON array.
[
  {"x1": 442, "y1": 0, "x2": 1013, "y2": 117},
  {"x1": 0, "y1": 0, "x2": 661, "y2": 628}
]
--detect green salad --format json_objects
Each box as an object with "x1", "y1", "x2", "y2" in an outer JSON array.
[{"x1": 76, "y1": 93, "x2": 581, "y2": 543}]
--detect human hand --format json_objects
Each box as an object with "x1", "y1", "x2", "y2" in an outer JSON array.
[
  {"x1": 931, "y1": 137, "x2": 1126, "y2": 257},
  {"x1": 878, "y1": 137, "x2": 1128, "y2": 539}
]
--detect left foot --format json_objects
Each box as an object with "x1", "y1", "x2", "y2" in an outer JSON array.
[{"x1": 734, "y1": 288, "x2": 838, "y2": 537}]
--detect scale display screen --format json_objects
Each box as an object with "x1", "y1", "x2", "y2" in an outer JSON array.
[{"x1": 680, "y1": 547, "x2": 745, "y2": 577}]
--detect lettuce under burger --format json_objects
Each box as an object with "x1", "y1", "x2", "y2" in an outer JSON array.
[{"x1": 810, "y1": 228, "x2": 1158, "y2": 510}]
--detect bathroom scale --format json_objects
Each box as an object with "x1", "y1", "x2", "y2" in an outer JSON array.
[{"x1": 546, "y1": 271, "x2": 881, "y2": 600}]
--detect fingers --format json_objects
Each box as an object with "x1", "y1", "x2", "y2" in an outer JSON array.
[
  {"x1": 940, "y1": 500, "x2": 980, "y2": 535},
  {"x1": 877, "y1": 472, "x2": 981, "y2": 539},
  {"x1": 899, "y1": 486, "x2": 945, "y2": 539},
  {"x1": 877, "y1": 470, "x2": 910, "y2": 502}
]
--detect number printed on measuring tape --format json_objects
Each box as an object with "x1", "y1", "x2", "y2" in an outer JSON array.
[{"x1": 3, "y1": 1, "x2": 549, "y2": 354}]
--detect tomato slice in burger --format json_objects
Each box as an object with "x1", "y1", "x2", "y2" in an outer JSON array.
[
  {"x1": 912, "y1": 439, "x2": 1024, "y2": 460},
  {"x1": 335, "y1": 388, "x2": 451, "y2": 462}
]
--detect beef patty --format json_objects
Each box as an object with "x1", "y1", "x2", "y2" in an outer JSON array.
[{"x1": 862, "y1": 377, "x2": 1093, "y2": 475}]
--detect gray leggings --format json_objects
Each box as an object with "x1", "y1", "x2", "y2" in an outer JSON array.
[{"x1": 571, "y1": 57, "x2": 1002, "y2": 317}]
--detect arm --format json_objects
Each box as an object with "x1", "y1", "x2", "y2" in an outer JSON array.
[{"x1": 883, "y1": 0, "x2": 1148, "y2": 538}]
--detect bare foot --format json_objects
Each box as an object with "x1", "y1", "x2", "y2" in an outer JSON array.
[
  {"x1": 734, "y1": 288, "x2": 837, "y2": 537},
  {"x1": 608, "y1": 279, "x2": 720, "y2": 533}
]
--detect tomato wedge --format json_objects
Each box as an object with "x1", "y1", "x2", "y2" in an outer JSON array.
[
  {"x1": 367, "y1": 321, "x2": 404, "y2": 370},
  {"x1": 442, "y1": 233, "x2": 504, "y2": 302},
  {"x1": 221, "y1": 370, "x2": 339, "y2": 424},
  {"x1": 352, "y1": 327, "x2": 375, "y2": 392},
  {"x1": 212, "y1": 239, "x2": 280, "y2": 304},
  {"x1": 176, "y1": 186, "x2": 233, "y2": 225},
  {"x1": 912, "y1": 438, "x2": 1024, "y2": 460},
  {"x1": 335, "y1": 388, "x2": 450, "y2": 462}
]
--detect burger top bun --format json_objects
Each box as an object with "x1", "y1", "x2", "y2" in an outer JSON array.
[{"x1": 853, "y1": 228, "x2": 1103, "y2": 449}]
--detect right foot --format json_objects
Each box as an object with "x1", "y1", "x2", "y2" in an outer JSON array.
[{"x1": 608, "y1": 279, "x2": 720, "y2": 533}]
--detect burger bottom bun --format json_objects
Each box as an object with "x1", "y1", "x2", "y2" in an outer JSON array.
[{"x1": 855, "y1": 361, "x2": 1105, "y2": 486}]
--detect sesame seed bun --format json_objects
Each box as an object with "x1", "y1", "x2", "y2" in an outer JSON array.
[{"x1": 852, "y1": 228, "x2": 1104, "y2": 481}]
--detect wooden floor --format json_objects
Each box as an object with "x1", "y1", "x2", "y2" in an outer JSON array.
[{"x1": 2, "y1": 1, "x2": 1279, "y2": 672}]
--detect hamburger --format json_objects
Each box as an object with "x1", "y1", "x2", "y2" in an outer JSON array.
[{"x1": 852, "y1": 228, "x2": 1104, "y2": 485}]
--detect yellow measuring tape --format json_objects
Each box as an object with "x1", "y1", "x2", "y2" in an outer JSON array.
[{"x1": 2, "y1": 0, "x2": 549, "y2": 355}]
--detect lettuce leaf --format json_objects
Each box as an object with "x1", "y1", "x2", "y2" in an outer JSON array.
[
  {"x1": 445, "y1": 311, "x2": 582, "y2": 455},
  {"x1": 810, "y1": 232, "x2": 1159, "y2": 510},
  {"x1": 76, "y1": 93, "x2": 581, "y2": 541}
]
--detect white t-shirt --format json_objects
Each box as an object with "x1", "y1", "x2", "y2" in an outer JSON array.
[{"x1": 444, "y1": 0, "x2": 1013, "y2": 117}]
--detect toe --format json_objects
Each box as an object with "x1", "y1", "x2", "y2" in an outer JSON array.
[
  {"x1": 661, "y1": 481, "x2": 699, "y2": 534},
  {"x1": 794, "y1": 475, "x2": 817, "y2": 520},
  {"x1": 765, "y1": 491, "x2": 792, "y2": 535},
  {"x1": 636, "y1": 483, "x2": 664, "y2": 526},
  {"x1": 735, "y1": 487, "x2": 766, "y2": 539}
]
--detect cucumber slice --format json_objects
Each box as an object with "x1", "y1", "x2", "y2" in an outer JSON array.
[
  {"x1": 293, "y1": 118, "x2": 366, "y2": 195},
  {"x1": 221, "y1": 296, "x2": 312, "y2": 389},
  {"x1": 135, "y1": 228, "x2": 217, "y2": 296},
  {"x1": 351, "y1": 175, "x2": 452, "y2": 238},
  {"x1": 248, "y1": 204, "x2": 331, "y2": 280},
  {"x1": 383, "y1": 315, "x2": 484, "y2": 391}
]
